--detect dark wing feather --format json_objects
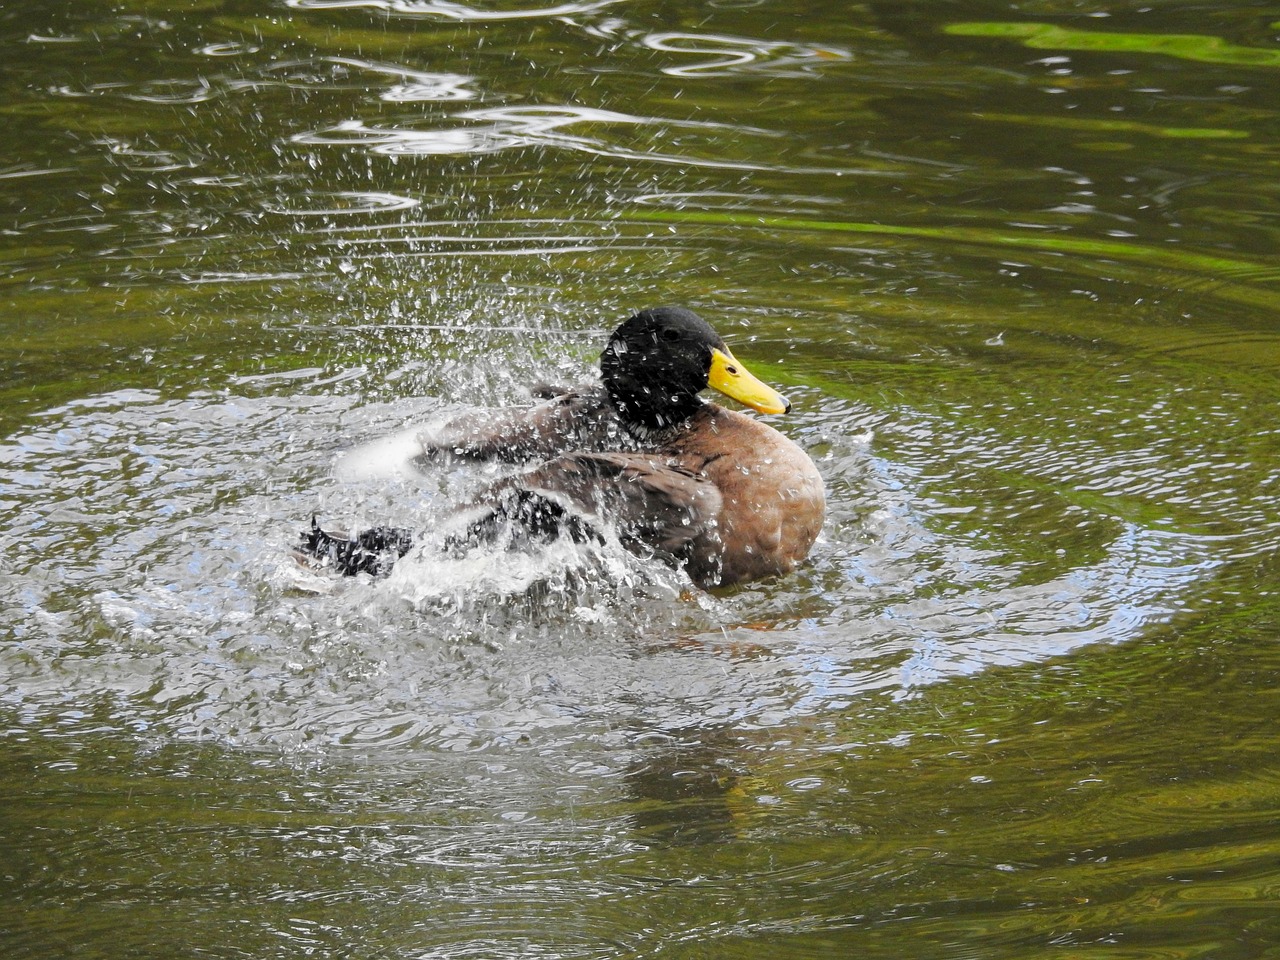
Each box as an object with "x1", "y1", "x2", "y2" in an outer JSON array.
[
  {"x1": 513, "y1": 451, "x2": 723, "y2": 565},
  {"x1": 416, "y1": 385, "x2": 628, "y2": 464}
]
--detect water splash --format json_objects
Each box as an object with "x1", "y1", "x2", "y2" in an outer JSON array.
[{"x1": 0, "y1": 359, "x2": 1229, "y2": 756}]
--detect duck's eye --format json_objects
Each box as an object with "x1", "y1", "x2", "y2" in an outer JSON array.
[{"x1": 660, "y1": 328, "x2": 681, "y2": 342}]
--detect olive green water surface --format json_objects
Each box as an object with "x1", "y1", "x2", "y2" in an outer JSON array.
[{"x1": 3, "y1": 1, "x2": 1280, "y2": 957}]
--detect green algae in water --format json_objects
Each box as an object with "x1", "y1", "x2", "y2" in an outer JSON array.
[
  {"x1": 946, "y1": 21, "x2": 1280, "y2": 68},
  {"x1": 968, "y1": 110, "x2": 1247, "y2": 141}
]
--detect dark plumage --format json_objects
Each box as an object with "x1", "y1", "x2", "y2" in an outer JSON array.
[{"x1": 300, "y1": 306, "x2": 825, "y2": 589}]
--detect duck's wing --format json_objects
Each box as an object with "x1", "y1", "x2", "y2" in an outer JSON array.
[
  {"x1": 416, "y1": 385, "x2": 625, "y2": 464},
  {"x1": 461, "y1": 451, "x2": 723, "y2": 567},
  {"x1": 301, "y1": 452, "x2": 722, "y2": 579}
]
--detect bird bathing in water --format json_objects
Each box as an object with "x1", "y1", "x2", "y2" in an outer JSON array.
[{"x1": 299, "y1": 306, "x2": 825, "y2": 590}]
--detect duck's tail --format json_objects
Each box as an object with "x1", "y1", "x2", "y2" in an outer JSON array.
[{"x1": 297, "y1": 516, "x2": 414, "y2": 576}]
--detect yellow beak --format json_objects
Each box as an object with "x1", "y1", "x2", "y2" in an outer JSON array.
[{"x1": 708, "y1": 347, "x2": 791, "y2": 415}]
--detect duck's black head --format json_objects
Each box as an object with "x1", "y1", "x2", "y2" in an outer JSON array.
[{"x1": 600, "y1": 306, "x2": 791, "y2": 430}]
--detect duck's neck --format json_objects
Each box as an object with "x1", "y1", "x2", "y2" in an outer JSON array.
[
  {"x1": 604, "y1": 378, "x2": 704, "y2": 435},
  {"x1": 620, "y1": 417, "x2": 685, "y2": 447},
  {"x1": 604, "y1": 391, "x2": 702, "y2": 447}
]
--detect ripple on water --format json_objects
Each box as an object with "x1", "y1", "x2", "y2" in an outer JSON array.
[
  {"x1": 262, "y1": 191, "x2": 422, "y2": 217},
  {"x1": 292, "y1": 107, "x2": 869, "y2": 176},
  {"x1": 282, "y1": 0, "x2": 627, "y2": 21},
  {"x1": 639, "y1": 32, "x2": 853, "y2": 78},
  {"x1": 260, "y1": 56, "x2": 479, "y2": 101},
  {"x1": 50, "y1": 78, "x2": 223, "y2": 105}
]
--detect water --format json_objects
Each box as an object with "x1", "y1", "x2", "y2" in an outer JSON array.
[{"x1": 3, "y1": 1, "x2": 1280, "y2": 957}]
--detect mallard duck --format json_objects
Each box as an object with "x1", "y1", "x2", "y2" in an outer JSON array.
[{"x1": 301, "y1": 306, "x2": 825, "y2": 589}]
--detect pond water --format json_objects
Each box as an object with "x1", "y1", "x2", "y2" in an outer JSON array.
[{"x1": 3, "y1": 1, "x2": 1280, "y2": 957}]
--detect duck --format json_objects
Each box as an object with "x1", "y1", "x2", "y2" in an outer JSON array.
[{"x1": 300, "y1": 306, "x2": 825, "y2": 589}]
